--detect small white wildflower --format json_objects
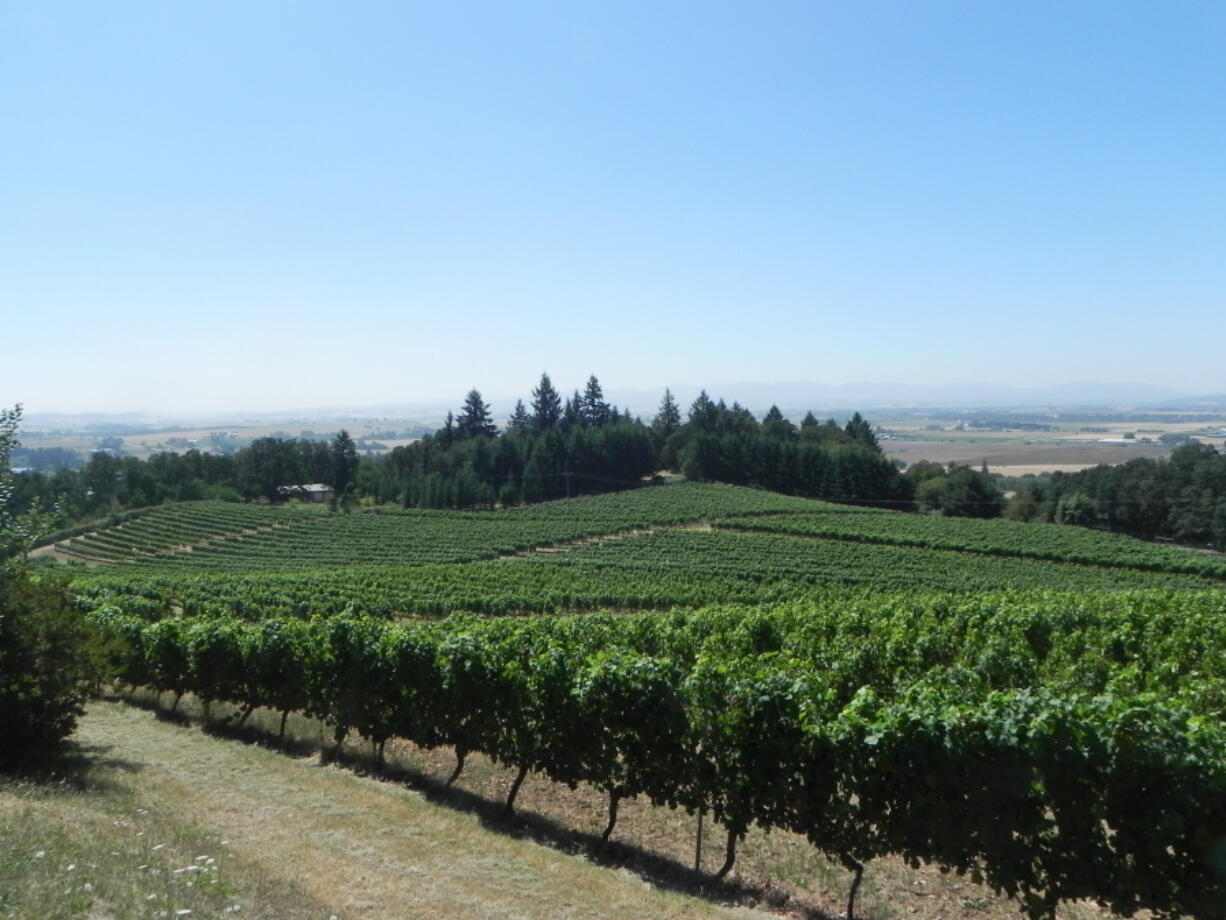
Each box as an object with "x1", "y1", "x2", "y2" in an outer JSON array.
[
  {"x1": 66, "y1": 864, "x2": 76, "y2": 872},
  {"x1": 83, "y1": 883, "x2": 94, "y2": 892},
  {"x1": 34, "y1": 851, "x2": 45, "y2": 859},
  {"x1": 205, "y1": 857, "x2": 215, "y2": 865}
]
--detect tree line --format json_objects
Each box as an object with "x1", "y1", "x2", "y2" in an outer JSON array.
[
  {"x1": 1006, "y1": 442, "x2": 1226, "y2": 550},
  {"x1": 14, "y1": 374, "x2": 951, "y2": 523}
]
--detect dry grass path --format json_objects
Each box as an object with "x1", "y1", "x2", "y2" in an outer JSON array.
[{"x1": 73, "y1": 702, "x2": 768, "y2": 920}]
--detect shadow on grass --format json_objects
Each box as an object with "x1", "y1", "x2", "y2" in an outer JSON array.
[
  {"x1": 0, "y1": 736, "x2": 145, "y2": 793},
  {"x1": 119, "y1": 691, "x2": 835, "y2": 920}
]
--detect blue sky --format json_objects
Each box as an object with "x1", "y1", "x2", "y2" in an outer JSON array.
[{"x1": 3, "y1": 2, "x2": 1224, "y2": 412}]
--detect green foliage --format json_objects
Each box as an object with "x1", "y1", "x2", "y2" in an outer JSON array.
[
  {"x1": 330, "y1": 429, "x2": 358, "y2": 499},
  {"x1": 2, "y1": 405, "x2": 110, "y2": 760},
  {"x1": 530, "y1": 372, "x2": 562, "y2": 431},
  {"x1": 87, "y1": 593, "x2": 1226, "y2": 919},
  {"x1": 456, "y1": 389, "x2": 497, "y2": 440},
  {"x1": 506, "y1": 398, "x2": 531, "y2": 432},
  {"x1": 678, "y1": 430, "x2": 910, "y2": 507},
  {"x1": 905, "y1": 463, "x2": 1004, "y2": 519},
  {"x1": 0, "y1": 570, "x2": 107, "y2": 760},
  {"x1": 1043, "y1": 443, "x2": 1226, "y2": 544},
  {"x1": 650, "y1": 388, "x2": 682, "y2": 455},
  {"x1": 938, "y1": 468, "x2": 1005, "y2": 518},
  {"x1": 716, "y1": 509, "x2": 1226, "y2": 579}
]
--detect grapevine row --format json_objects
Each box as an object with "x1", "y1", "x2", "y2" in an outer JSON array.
[{"x1": 90, "y1": 602, "x2": 1226, "y2": 920}]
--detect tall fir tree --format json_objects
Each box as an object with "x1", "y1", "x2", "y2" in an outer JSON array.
[
  {"x1": 507, "y1": 399, "x2": 531, "y2": 433},
  {"x1": 652, "y1": 388, "x2": 682, "y2": 439},
  {"x1": 844, "y1": 411, "x2": 881, "y2": 452},
  {"x1": 688, "y1": 390, "x2": 718, "y2": 432},
  {"x1": 329, "y1": 429, "x2": 359, "y2": 497},
  {"x1": 531, "y1": 372, "x2": 562, "y2": 431},
  {"x1": 456, "y1": 390, "x2": 497, "y2": 439},
  {"x1": 580, "y1": 375, "x2": 610, "y2": 427},
  {"x1": 562, "y1": 391, "x2": 582, "y2": 429},
  {"x1": 761, "y1": 405, "x2": 796, "y2": 440},
  {"x1": 436, "y1": 411, "x2": 457, "y2": 449}
]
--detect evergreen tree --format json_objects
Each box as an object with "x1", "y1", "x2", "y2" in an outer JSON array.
[
  {"x1": 507, "y1": 399, "x2": 531, "y2": 433},
  {"x1": 436, "y1": 412, "x2": 457, "y2": 449},
  {"x1": 844, "y1": 411, "x2": 881, "y2": 452},
  {"x1": 581, "y1": 375, "x2": 610, "y2": 428},
  {"x1": 761, "y1": 405, "x2": 796, "y2": 440},
  {"x1": 562, "y1": 391, "x2": 582, "y2": 430},
  {"x1": 653, "y1": 389, "x2": 682, "y2": 439},
  {"x1": 725, "y1": 401, "x2": 759, "y2": 435},
  {"x1": 456, "y1": 390, "x2": 497, "y2": 439},
  {"x1": 939, "y1": 467, "x2": 1004, "y2": 518},
  {"x1": 531, "y1": 373, "x2": 562, "y2": 431},
  {"x1": 330, "y1": 429, "x2": 359, "y2": 504},
  {"x1": 688, "y1": 391, "x2": 719, "y2": 432},
  {"x1": 798, "y1": 411, "x2": 820, "y2": 441}
]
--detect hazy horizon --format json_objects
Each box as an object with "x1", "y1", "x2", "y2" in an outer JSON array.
[
  {"x1": 14, "y1": 379, "x2": 1222, "y2": 425},
  {"x1": 5, "y1": 3, "x2": 1224, "y2": 414}
]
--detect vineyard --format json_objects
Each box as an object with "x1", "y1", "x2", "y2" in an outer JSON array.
[
  {"x1": 716, "y1": 511, "x2": 1226, "y2": 579},
  {"x1": 52, "y1": 481, "x2": 832, "y2": 567},
  {"x1": 61, "y1": 481, "x2": 1226, "y2": 919}
]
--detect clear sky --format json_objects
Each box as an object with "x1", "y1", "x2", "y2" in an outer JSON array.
[{"x1": 3, "y1": 1, "x2": 1224, "y2": 413}]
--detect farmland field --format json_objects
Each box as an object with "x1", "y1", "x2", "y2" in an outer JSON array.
[{"x1": 51, "y1": 480, "x2": 1226, "y2": 920}]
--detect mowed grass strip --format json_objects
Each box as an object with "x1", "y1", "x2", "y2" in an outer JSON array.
[
  {"x1": 0, "y1": 742, "x2": 327, "y2": 919},
  {"x1": 51, "y1": 702, "x2": 767, "y2": 920}
]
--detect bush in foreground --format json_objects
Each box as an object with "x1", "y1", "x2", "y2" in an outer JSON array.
[{"x1": 0, "y1": 568, "x2": 106, "y2": 762}]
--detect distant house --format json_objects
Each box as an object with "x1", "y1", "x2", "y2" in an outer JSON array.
[{"x1": 276, "y1": 483, "x2": 334, "y2": 503}]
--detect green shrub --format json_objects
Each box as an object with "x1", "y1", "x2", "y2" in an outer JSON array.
[{"x1": 0, "y1": 568, "x2": 105, "y2": 762}]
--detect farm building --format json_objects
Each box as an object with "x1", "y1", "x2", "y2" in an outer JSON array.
[{"x1": 275, "y1": 483, "x2": 334, "y2": 503}]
